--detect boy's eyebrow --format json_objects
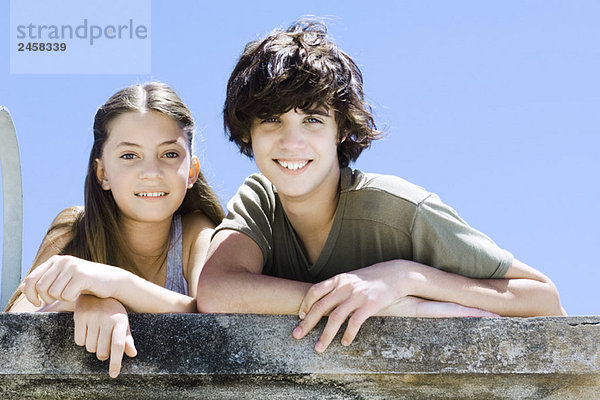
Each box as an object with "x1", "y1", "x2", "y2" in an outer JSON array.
[{"x1": 301, "y1": 107, "x2": 331, "y2": 117}]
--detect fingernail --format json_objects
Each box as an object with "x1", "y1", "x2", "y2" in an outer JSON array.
[
  {"x1": 293, "y1": 326, "x2": 302, "y2": 338},
  {"x1": 299, "y1": 311, "x2": 306, "y2": 319},
  {"x1": 341, "y1": 339, "x2": 350, "y2": 346},
  {"x1": 315, "y1": 342, "x2": 325, "y2": 353},
  {"x1": 109, "y1": 371, "x2": 118, "y2": 378}
]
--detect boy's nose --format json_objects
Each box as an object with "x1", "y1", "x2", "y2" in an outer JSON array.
[{"x1": 278, "y1": 125, "x2": 306, "y2": 150}]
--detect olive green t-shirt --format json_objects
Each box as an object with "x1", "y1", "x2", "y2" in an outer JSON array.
[{"x1": 215, "y1": 168, "x2": 512, "y2": 283}]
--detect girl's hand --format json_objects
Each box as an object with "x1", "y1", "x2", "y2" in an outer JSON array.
[
  {"x1": 20, "y1": 255, "x2": 126, "y2": 306},
  {"x1": 74, "y1": 295, "x2": 137, "y2": 378}
]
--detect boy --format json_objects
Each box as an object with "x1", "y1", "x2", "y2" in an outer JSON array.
[{"x1": 197, "y1": 20, "x2": 565, "y2": 353}]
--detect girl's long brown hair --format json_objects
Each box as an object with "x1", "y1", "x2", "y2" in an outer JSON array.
[
  {"x1": 66, "y1": 82, "x2": 223, "y2": 275},
  {"x1": 5, "y1": 83, "x2": 224, "y2": 310}
]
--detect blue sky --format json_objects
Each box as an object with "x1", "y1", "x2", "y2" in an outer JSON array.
[{"x1": 1, "y1": 1, "x2": 599, "y2": 315}]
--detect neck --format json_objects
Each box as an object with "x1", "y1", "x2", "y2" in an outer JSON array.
[
  {"x1": 119, "y1": 215, "x2": 173, "y2": 281},
  {"x1": 278, "y1": 168, "x2": 341, "y2": 263}
]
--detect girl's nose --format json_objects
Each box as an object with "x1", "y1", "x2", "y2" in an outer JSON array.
[{"x1": 138, "y1": 158, "x2": 163, "y2": 180}]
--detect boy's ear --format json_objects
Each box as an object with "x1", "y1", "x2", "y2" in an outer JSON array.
[
  {"x1": 95, "y1": 158, "x2": 111, "y2": 191},
  {"x1": 188, "y1": 156, "x2": 200, "y2": 188},
  {"x1": 339, "y1": 130, "x2": 349, "y2": 143}
]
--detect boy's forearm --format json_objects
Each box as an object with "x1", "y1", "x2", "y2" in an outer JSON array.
[
  {"x1": 197, "y1": 270, "x2": 312, "y2": 315},
  {"x1": 397, "y1": 260, "x2": 565, "y2": 317}
]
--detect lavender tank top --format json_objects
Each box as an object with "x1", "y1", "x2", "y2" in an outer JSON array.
[{"x1": 164, "y1": 214, "x2": 189, "y2": 295}]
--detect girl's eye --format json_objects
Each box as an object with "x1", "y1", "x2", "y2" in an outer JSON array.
[
  {"x1": 163, "y1": 151, "x2": 179, "y2": 159},
  {"x1": 120, "y1": 153, "x2": 138, "y2": 160},
  {"x1": 261, "y1": 117, "x2": 280, "y2": 123}
]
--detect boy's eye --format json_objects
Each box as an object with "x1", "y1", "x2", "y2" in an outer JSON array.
[
  {"x1": 261, "y1": 117, "x2": 280, "y2": 123},
  {"x1": 120, "y1": 153, "x2": 138, "y2": 160},
  {"x1": 305, "y1": 117, "x2": 323, "y2": 124}
]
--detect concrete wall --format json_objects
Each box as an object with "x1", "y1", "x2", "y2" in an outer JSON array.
[{"x1": 1, "y1": 313, "x2": 599, "y2": 399}]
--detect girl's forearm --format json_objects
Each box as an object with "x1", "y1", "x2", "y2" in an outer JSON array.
[
  {"x1": 110, "y1": 271, "x2": 196, "y2": 313},
  {"x1": 7, "y1": 294, "x2": 75, "y2": 313}
]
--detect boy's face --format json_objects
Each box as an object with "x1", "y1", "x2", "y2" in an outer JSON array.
[{"x1": 249, "y1": 107, "x2": 341, "y2": 202}]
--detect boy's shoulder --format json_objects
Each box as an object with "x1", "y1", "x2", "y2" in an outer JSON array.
[
  {"x1": 343, "y1": 168, "x2": 433, "y2": 207},
  {"x1": 233, "y1": 172, "x2": 277, "y2": 203},
  {"x1": 234, "y1": 169, "x2": 434, "y2": 210}
]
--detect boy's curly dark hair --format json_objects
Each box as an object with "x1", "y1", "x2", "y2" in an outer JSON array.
[{"x1": 223, "y1": 19, "x2": 381, "y2": 168}]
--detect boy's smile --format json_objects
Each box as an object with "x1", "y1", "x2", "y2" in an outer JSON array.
[
  {"x1": 274, "y1": 159, "x2": 311, "y2": 174},
  {"x1": 251, "y1": 108, "x2": 341, "y2": 202}
]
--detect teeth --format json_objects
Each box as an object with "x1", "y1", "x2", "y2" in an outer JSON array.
[
  {"x1": 136, "y1": 192, "x2": 167, "y2": 197},
  {"x1": 277, "y1": 160, "x2": 309, "y2": 170}
]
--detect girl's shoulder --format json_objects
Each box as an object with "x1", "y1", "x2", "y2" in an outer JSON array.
[
  {"x1": 46, "y1": 206, "x2": 84, "y2": 247},
  {"x1": 52, "y1": 205, "x2": 84, "y2": 223},
  {"x1": 181, "y1": 210, "x2": 216, "y2": 237},
  {"x1": 180, "y1": 210, "x2": 216, "y2": 284}
]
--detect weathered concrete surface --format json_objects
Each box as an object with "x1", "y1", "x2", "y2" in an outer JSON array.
[{"x1": 1, "y1": 313, "x2": 599, "y2": 399}]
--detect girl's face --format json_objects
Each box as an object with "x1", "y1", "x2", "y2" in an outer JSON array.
[{"x1": 95, "y1": 111, "x2": 199, "y2": 225}]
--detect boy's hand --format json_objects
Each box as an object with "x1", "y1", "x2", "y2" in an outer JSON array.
[
  {"x1": 294, "y1": 262, "x2": 497, "y2": 353},
  {"x1": 20, "y1": 255, "x2": 125, "y2": 306},
  {"x1": 74, "y1": 295, "x2": 137, "y2": 378},
  {"x1": 294, "y1": 266, "x2": 399, "y2": 353}
]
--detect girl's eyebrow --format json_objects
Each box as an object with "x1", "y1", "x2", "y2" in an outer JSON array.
[
  {"x1": 116, "y1": 142, "x2": 141, "y2": 148},
  {"x1": 115, "y1": 139, "x2": 181, "y2": 148}
]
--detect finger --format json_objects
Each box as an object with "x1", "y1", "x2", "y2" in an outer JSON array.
[
  {"x1": 73, "y1": 314, "x2": 87, "y2": 346},
  {"x1": 124, "y1": 326, "x2": 137, "y2": 358},
  {"x1": 60, "y1": 277, "x2": 86, "y2": 303},
  {"x1": 341, "y1": 306, "x2": 374, "y2": 346},
  {"x1": 314, "y1": 300, "x2": 358, "y2": 353},
  {"x1": 96, "y1": 324, "x2": 112, "y2": 361},
  {"x1": 294, "y1": 288, "x2": 348, "y2": 340},
  {"x1": 85, "y1": 323, "x2": 100, "y2": 354},
  {"x1": 22, "y1": 282, "x2": 41, "y2": 307},
  {"x1": 109, "y1": 321, "x2": 129, "y2": 378},
  {"x1": 47, "y1": 272, "x2": 74, "y2": 302},
  {"x1": 299, "y1": 279, "x2": 337, "y2": 319},
  {"x1": 22, "y1": 262, "x2": 53, "y2": 306},
  {"x1": 31, "y1": 259, "x2": 62, "y2": 294},
  {"x1": 32, "y1": 264, "x2": 65, "y2": 305}
]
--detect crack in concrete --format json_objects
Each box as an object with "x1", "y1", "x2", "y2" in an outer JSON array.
[{"x1": 567, "y1": 322, "x2": 600, "y2": 327}]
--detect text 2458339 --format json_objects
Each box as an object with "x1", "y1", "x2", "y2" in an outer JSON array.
[{"x1": 17, "y1": 43, "x2": 67, "y2": 51}]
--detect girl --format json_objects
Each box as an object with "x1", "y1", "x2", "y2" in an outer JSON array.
[{"x1": 6, "y1": 82, "x2": 224, "y2": 377}]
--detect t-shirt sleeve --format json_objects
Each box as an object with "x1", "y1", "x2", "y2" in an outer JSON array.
[
  {"x1": 213, "y1": 175, "x2": 275, "y2": 267},
  {"x1": 410, "y1": 194, "x2": 513, "y2": 278}
]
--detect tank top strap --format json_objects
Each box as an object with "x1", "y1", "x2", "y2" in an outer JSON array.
[{"x1": 164, "y1": 214, "x2": 189, "y2": 295}]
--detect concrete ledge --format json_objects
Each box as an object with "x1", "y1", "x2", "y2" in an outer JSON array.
[{"x1": 1, "y1": 313, "x2": 599, "y2": 399}]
